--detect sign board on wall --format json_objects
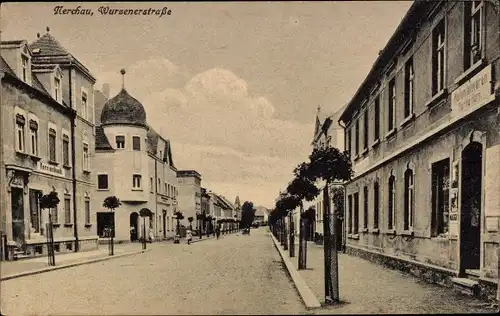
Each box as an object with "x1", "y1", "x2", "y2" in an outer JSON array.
[
  {"x1": 37, "y1": 161, "x2": 64, "y2": 177},
  {"x1": 451, "y1": 64, "x2": 494, "y2": 113}
]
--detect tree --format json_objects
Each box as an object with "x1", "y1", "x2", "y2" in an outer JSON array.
[
  {"x1": 196, "y1": 212, "x2": 205, "y2": 239},
  {"x1": 187, "y1": 216, "x2": 194, "y2": 230},
  {"x1": 174, "y1": 211, "x2": 184, "y2": 235},
  {"x1": 102, "y1": 196, "x2": 121, "y2": 255},
  {"x1": 39, "y1": 191, "x2": 60, "y2": 266},
  {"x1": 286, "y1": 169, "x2": 321, "y2": 269},
  {"x1": 303, "y1": 146, "x2": 353, "y2": 304},
  {"x1": 240, "y1": 201, "x2": 256, "y2": 228}
]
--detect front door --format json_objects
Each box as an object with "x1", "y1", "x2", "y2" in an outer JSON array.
[
  {"x1": 29, "y1": 189, "x2": 42, "y2": 233},
  {"x1": 162, "y1": 212, "x2": 166, "y2": 238},
  {"x1": 460, "y1": 142, "x2": 482, "y2": 272},
  {"x1": 11, "y1": 188, "x2": 25, "y2": 244}
]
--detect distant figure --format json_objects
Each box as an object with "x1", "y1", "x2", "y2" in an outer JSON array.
[
  {"x1": 130, "y1": 226, "x2": 136, "y2": 242},
  {"x1": 216, "y1": 226, "x2": 221, "y2": 239},
  {"x1": 148, "y1": 228, "x2": 154, "y2": 243},
  {"x1": 186, "y1": 229, "x2": 192, "y2": 245}
]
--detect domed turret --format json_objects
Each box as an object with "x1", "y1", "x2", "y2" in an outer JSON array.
[{"x1": 100, "y1": 69, "x2": 148, "y2": 128}]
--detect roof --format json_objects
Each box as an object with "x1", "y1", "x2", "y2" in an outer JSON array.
[
  {"x1": 339, "y1": 1, "x2": 424, "y2": 124},
  {"x1": 177, "y1": 170, "x2": 202, "y2": 179},
  {"x1": 29, "y1": 31, "x2": 96, "y2": 82},
  {"x1": 145, "y1": 126, "x2": 176, "y2": 168},
  {"x1": 95, "y1": 125, "x2": 113, "y2": 150},
  {"x1": 1, "y1": 55, "x2": 74, "y2": 116},
  {"x1": 100, "y1": 88, "x2": 148, "y2": 128}
]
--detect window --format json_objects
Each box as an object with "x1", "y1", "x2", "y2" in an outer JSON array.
[
  {"x1": 388, "y1": 175, "x2": 396, "y2": 230},
  {"x1": 388, "y1": 79, "x2": 396, "y2": 131},
  {"x1": 83, "y1": 143, "x2": 89, "y2": 171},
  {"x1": 15, "y1": 114, "x2": 26, "y2": 152},
  {"x1": 132, "y1": 136, "x2": 141, "y2": 151},
  {"x1": 374, "y1": 97, "x2": 380, "y2": 141},
  {"x1": 346, "y1": 129, "x2": 351, "y2": 158},
  {"x1": 404, "y1": 168, "x2": 414, "y2": 231},
  {"x1": 48, "y1": 128, "x2": 57, "y2": 162},
  {"x1": 355, "y1": 119, "x2": 359, "y2": 156},
  {"x1": 52, "y1": 206, "x2": 58, "y2": 223},
  {"x1": 133, "y1": 174, "x2": 142, "y2": 189},
  {"x1": 353, "y1": 192, "x2": 359, "y2": 234},
  {"x1": 84, "y1": 199, "x2": 91, "y2": 225},
  {"x1": 62, "y1": 134, "x2": 69, "y2": 166},
  {"x1": 164, "y1": 183, "x2": 167, "y2": 195},
  {"x1": 373, "y1": 182, "x2": 380, "y2": 229},
  {"x1": 363, "y1": 186, "x2": 369, "y2": 229},
  {"x1": 431, "y1": 159, "x2": 450, "y2": 237},
  {"x1": 21, "y1": 55, "x2": 28, "y2": 82},
  {"x1": 116, "y1": 135, "x2": 125, "y2": 149},
  {"x1": 29, "y1": 120, "x2": 38, "y2": 156},
  {"x1": 432, "y1": 20, "x2": 446, "y2": 95},
  {"x1": 404, "y1": 57, "x2": 415, "y2": 118},
  {"x1": 64, "y1": 196, "x2": 71, "y2": 224},
  {"x1": 158, "y1": 178, "x2": 161, "y2": 193},
  {"x1": 363, "y1": 111, "x2": 369, "y2": 150},
  {"x1": 464, "y1": 1, "x2": 483, "y2": 69},
  {"x1": 81, "y1": 91, "x2": 88, "y2": 120},
  {"x1": 150, "y1": 177, "x2": 154, "y2": 193},
  {"x1": 97, "y1": 174, "x2": 108, "y2": 190},
  {"x1": 54, "y1": 77, "x2": 61, "y2": 102}
]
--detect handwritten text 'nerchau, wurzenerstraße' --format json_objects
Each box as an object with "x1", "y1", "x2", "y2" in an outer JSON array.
[{"x1": 54, "y1": 6, "x2": 173, "y2": 18}]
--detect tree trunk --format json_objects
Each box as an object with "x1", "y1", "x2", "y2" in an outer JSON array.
[
  {"x1": 323, "y1": 182, "x2": 339, "y2": 304},
  {"x1": 289, "y1": 212, "x2": 295, "y2": 257},
  {"x1": 283, "y1": 216, "x2": 288, "y2": 251},
  {"x1": 298, "y1": 204, "x2": 306, "y2": 269}
]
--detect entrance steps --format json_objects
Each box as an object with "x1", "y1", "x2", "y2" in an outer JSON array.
[{"x1": 451, "y1": 277, "x2": 480, "y2": 297}]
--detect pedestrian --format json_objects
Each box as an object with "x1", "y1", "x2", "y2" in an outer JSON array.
[
  {"x1": 130, "y1": 226, "x2": 136, "y2": 242},
  {"x1": 148, "y1": 228, "x2": 154, "y2": 243},
  {"x1": 216, "y1": 226, "x2": 221, "y2": 239},
  {"x1": 186, "y1": 229, "x2": 192, "y2": 245}
]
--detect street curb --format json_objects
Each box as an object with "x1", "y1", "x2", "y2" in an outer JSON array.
[
  {"x1": 1, "y1": 249, "x2": 151, "y2": 281},
  {"x1": 269, "y1": 233, "x2": 322, "y2": 310}
]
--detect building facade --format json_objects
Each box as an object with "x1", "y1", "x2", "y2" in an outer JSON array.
[
  {"x1": 339, "y1": 1, "x2": 500, "y2": 299},
  {"x1": 0, "y1": 29, "x2": 98, "y2": 260},
  {"x1": 176, "y1": 170, "x2": 202, "y2": 227},
  {"x1": 92, "y1": 74, "x2": 179, "y2": 242}
]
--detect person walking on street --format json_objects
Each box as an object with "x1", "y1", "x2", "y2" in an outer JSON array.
[
  {"x1": 216, "y1": 226, "x2": 221, "y2": 239},
  {"x1": 186, "y1": 229, "x2": 192, "y2": 245}
]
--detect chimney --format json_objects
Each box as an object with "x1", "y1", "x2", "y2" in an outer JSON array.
[{"x1": 102, "y1": 83, "x2": 110, "y2": 99}]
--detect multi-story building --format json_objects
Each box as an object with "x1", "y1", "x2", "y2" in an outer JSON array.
[
  {"x1": 92, "y1": 73, "x2": 179, "y2": 242},
  {"x1": 0, "y1": 29, "x2": 98, "y2": 260},
  {"x1": 307, "y1": 105, "x2": 346, "y2": 245},
  {"x1": 176, "y1": 170, "x2": 202, "y2": 227},
  {"x1": 339, "y1": 1, "x2": 500, "y2": 298}
]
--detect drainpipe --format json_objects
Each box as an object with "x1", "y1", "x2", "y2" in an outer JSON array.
[
  {"x1": 0, "y1": 71, "x2": 5, "y2": 260},
  {"x1": 154, "y1": 156, "x2": 158, "y2": 241},
  {"x1": 69, "y1": 62, "x2": 79, "y2": 252}
]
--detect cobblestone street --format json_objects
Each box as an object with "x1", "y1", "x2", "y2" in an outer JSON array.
[{"x1": 0, "y1": 229, "x2": 306, "y2": 315}]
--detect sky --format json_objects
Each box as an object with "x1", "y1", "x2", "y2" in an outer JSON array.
[{"x1": 1, "y1": 1, "x2": 412, "y2": 208}]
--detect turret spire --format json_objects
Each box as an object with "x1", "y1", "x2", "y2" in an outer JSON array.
[{"x1": 120, "y1": 68, "x2": 126, "y2": 90}]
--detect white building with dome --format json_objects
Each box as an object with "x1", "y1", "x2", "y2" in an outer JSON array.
[{"x1": 91, "y1": 70, "x2": 179, "y2": 242}]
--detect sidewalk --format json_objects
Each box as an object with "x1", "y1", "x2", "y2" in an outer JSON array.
[
  {"x1": 281, "y1": 241, "x2": 497, "y2": 314},
  {"x1": 0, "y1": 242, "x2": 148, "y2": 279}
]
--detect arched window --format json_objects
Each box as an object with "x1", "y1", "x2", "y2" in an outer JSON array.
[
  {"x1": 404, "y1": 168, "x2": 414, "y2": 231},
  {"x1": 388, "y1": 174, "x2": 396, "y2": 230},
  {"x1": 373, "y1": 181, "x2": 380, "y2": 229}
]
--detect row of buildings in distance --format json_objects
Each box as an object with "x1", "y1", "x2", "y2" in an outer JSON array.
[
  {"x1": 0, "y1": 28, "x2": 241, "y2": 260},
  {"x1": 294, "y1": 0, "x2": 500, "y2": 300}
]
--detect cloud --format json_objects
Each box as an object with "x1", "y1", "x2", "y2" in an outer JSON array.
[{"x1": 96, "y1": 60, "x2": 313, "y2": 207}]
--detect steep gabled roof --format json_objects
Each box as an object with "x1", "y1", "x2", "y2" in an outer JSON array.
[
  {"x1": 30, "y1": 33, "x2": 70, "y2": 56},
  {"x1": 95, "y1": 125, "x2": 113, "y2": 150}
]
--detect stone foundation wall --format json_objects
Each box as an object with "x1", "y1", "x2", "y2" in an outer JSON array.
[{"x1": 346, "y1": 245, "x2": 498, "y2": 301}]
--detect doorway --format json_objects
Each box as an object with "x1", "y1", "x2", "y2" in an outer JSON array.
[
  {"x1": 11, "y1": 188, "x2": 25, "y2": 244},
  {"x1": 162, "y1": 211, "x2": 166, "y2": 239},
  {"x1": 97, "y1": 212, "x2": 115, "y2": 238},
  {"x1": 130, "y1": 212, "x2": 139, "y2": 242},
  {"x1": 29, "y1": 189, "x2": 42, "y2": 233},
  {"x1": 460, "y1": 141, "x2": 483, "y2": 273}
]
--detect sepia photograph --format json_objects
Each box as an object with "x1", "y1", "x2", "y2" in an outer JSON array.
[{"x1": 0, "y1": 1, "x2": 499, "y2": 315}]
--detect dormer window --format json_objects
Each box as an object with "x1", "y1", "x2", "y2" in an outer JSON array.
[
  {"x1": 54, "y1": 77, "x2": 61, "y2": 102},
  {"x1": 21, "y1": 55, "x2": 29, "y2": 82},
  {"x1": 116, "y1": 135, "x2": 125, "y2": 149}
]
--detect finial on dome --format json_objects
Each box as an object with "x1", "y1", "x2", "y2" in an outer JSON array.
[
  {"x1": 37, "y1": 33, "x2": 40, "y2": 38},
  {"x1": 46, "y1": 26, "x2": 50, "y2": 33},
  {"x1": 120, "y1": 69, "x2": 126, "y2": 89}
]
